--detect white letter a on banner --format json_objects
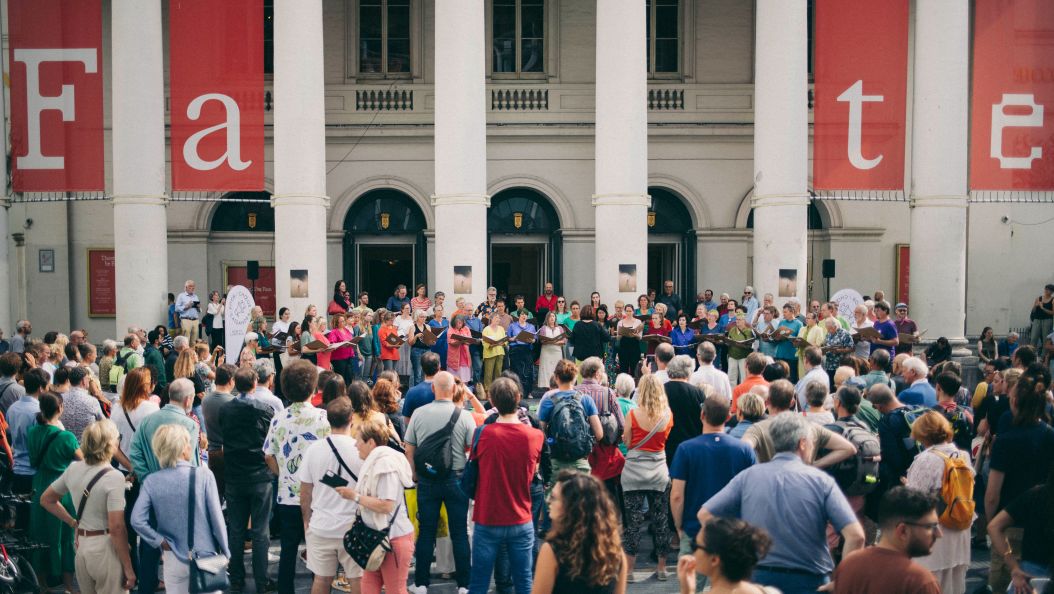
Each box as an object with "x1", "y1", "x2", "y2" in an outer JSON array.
[{"x1": 183, "y1": 93, "x2": 252, "y2": 171}]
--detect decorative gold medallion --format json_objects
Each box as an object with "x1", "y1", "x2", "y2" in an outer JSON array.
[
  {"x1": 247, "y1": 212, "x2": 257, "y2": 229},
  {"x1": 380, "y1": 212, "x2": 391, "y2": 230},
  {"x1": 647, "y1": 210, "x2": 656, "y2": 228},
  {"x1": 513, "y1": 212, "x2": 523, "y2": 229}
]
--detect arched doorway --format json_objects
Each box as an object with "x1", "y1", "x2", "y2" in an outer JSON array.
[
  {"x1": 209, "y1": 192, "x2": 277, "y2": 315},
  {"x1": 487, "y1": 188, "x2": 562, "y2": 303},
  {"x1": 343, "y1": 189, "x2": 428, "y2": 300},
  {"x1": 647, "y1": 187, "x2": 697, "y2": 305}
]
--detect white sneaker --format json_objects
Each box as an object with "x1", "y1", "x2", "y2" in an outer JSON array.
[
  {"x1": 408, "y1": 585, "x2": 428, "y2": 594},
  {"x1": 458, "y1": 588, "x2": 469, "y2": 594}
]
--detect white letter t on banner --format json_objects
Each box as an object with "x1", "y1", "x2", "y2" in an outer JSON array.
[{"x1": 837, "y1": 80, "x2": 884, "y2": 170}]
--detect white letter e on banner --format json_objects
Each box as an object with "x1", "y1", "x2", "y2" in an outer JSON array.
[
  {"x1": 990, "y1": 94, "x2": 1043, "y2": 170},
  {"x1": 183, "y1": 93, "x2": 252, "y2": 171}
]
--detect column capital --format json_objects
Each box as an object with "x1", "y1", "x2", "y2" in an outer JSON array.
[
  {"x1": 751, "y1": 193, "x2": 811, "y2": 209},
  {"x1": 430, "y1": 193, "x2": 490, "y2": 207},
  {"x1": 270, "y1": 193, "x2": 330, "y2": 208},
  {"x1": 591, "y1": 193, "x2": 650, "y2": 207},
  {"x1": 111, "y1": 194, "x2": 168, "y2": 206},
  {"x1": 909, "y1": 194, "x2": 968, "y2": 209},
  {"x1": 0, "y1": 196, "x2": 10, "y2": 209}
]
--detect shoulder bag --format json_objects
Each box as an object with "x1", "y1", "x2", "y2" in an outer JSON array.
[
  {"x1": 327, "y1": 437, "x2": 359, "y2": 482},
  {"x1": 187, "y1": 467, "x2": 230, "y2": 593},
  {"x1": 620, "y1": 410, "x2": 671, "y2": 492},
  {"x1": 76, "y1": 467, "x2": 114, "y2": 521},
  {"x1": 342, "y1": 500, "x2": 402, "y2": 572},
  {"x1": 458, "y1": 425, "x2": 486, "y2": 499}
]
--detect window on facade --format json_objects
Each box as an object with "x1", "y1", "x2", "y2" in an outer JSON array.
[
  {"x1": 360, "y1": 0, "x2": 411, "y2": 76},
  {"x1": 646, "y1": 0, "x2": 678, "y2": 75},
  {"x1": 264, "y1": 0, "x2": 274, "y2": 75},
  {"x1": 493, "y1": 0, "x2": 545, "y2": 75}
]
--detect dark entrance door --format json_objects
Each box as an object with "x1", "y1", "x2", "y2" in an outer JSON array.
[
  {"x1": 647, "y1": 243, "x2": 677, "y2": 298},
  {"x1": 491, "y1": 244, "x2": 544, "y2": 303},
  {"x1": 359, "y1": 245, "x2": 414, "y2": 302}
]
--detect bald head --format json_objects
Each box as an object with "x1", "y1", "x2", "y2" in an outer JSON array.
[{"x1": 432, "y1": 371, "x2": 455, "y2": 400}]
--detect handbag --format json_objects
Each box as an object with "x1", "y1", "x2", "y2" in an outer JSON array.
[
  {"x1": 342, "y1": 502, "x2": 402, "y2": 572},
  {"x1": 186, "y1": 468, "x2": 230, "y2": 593},
  {"x1": 620, "y1": 410, "x2": 670, "y2": 492},
  {"x1": 458, "y1": 425, "x2": 485, "y2": 499}
]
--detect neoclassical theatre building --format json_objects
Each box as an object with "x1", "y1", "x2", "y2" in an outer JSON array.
[{"x1": 1, "y1": 0, "x2": 1051, "y2": 345}]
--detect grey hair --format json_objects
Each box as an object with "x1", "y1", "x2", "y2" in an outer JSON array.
[
  {"x1": 173, "y1": 335, "x2": 189, "y2": 349},
  {"x1": 16, "y1": 320, "x2": 30, "y2": 332},
  {"x1": 254, "y1": 358, "x2": 276, "y2": 382},
  {"x1": 769, "y1": 411, "x2": 812, "y2": 454},
  {"x1": 667, "y1": 355, "x2": 695, "y2": 380},
  {"x1": 167, "y1": 377, "x2": 195, "y2": 404},
  {"x1": 101, "y1": 339, "x2": 118, "y2": 355},
  {"x1": 614, "y1": 373, "x2": 636, "y2": 400},
  {"x1": 1008, "y1": 331, "x2": 1019, "y2": 339},
  {"x1": 823, "y1": 317, "x2": 839, "y2": 329},
  {"x1": 152, "y1": 424, "x2": 192, "y2": 469},
  {"x1": 902, "y1": 356, "x2": 928, "y2": 378},
  {"x1": 580, "y1": 357, "x2": 604, "y2": 379},
  {"x1": 696, "y1": 341, "x2": 717, "y2": 364}
]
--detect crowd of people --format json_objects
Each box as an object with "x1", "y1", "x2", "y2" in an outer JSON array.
[{"x1": 0, "y1": 278, "x2": 1052, "y2": 594}]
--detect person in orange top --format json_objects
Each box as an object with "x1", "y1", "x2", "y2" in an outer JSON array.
[
  {"x1": 730, "y1": 352, "x2": 769, "y2": 414},
  {"x1": 377, "y1": 312, "x2": 401, "y2": 371}
]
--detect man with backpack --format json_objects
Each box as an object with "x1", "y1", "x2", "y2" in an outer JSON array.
[
  {"x1": 574, "y1": 357, "x2": 625, "y2": 492},
  {"x1": 825, "y1": 386, "x2": 882, "y2": 545},
  {"x1": 109, "y1": 334, "x2": 143, "y2": 390},
  {"x1": 404, "y1": 371, "x2": 476, "y2": 594},
  {"x1": 537, "y1": 359, "x2": 603, "y2": 479},
  {"x1": 932, "y1": 372, "x2": 973, "y2": 453},
  {"x1": 866, "y1": 384, "x2": 922, "y2": 513}
]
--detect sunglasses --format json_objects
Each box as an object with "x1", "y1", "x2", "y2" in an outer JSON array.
[{"x1": 690, "y1": 541, "x2": 711, "y2": 554}]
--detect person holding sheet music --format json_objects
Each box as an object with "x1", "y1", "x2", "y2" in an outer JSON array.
[
  {"x1": 795, "y1": 312, "x2": 827, "y2": 380},
  {"x1": 670, "y1": 314, "x2": 697, "y2": 358},
  {"x1": 774, "y1": 304, "x2": 804, "y2": 383},
  {"x1": 311, "y1": 316, "x2": 333, "y2": 371},
  {"x1": 644, "y1": 312, "x2": 672, "y2": 366},
  {"x1": 329, "y1": 313, "x2": 358, "y2": 384},
  {"x1": 851, "y1": 304, "x2": 874, "y2": 358},
  {"x1": 617, "y1": 304, "x2": 644, "y2": 375},
  {"x1": 754, "y1": 305, "x2": 779, "y2": 359},
  {"x1": 481, "y1": 315, "x2": 509, "y2": 389},
  {"x1": 726, "y1": 313, "x2": 755, "y2": 386},
  {"x1": 446, "y1": 315, "x2": 473, "y2": 383},
  {"x1": 428, "y1": 305, "x2": 450, "y2": 369},
  {"x1": 394, "y1": 303, "x2": 415, "y2": 384},
  {"x1": 507, "y1": 310, "x2": 537, "y2": 391},
  {"x1": 870, "y1": 301, "x2": 900, "y2": 357},
  {"x1": 409, "y1": 310, "x2": 432, "y2": 387},
  {"x1": 538, "y1": 312, "x2": 567, "y2": 388}
]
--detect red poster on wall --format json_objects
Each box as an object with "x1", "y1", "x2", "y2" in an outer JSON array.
[
  {"x1": 813, "y1": 0, "x2": 908, "y2": 190},
  {"x1": 8, "y1": 0, "x2": 104, "y2": 191},
  {"x1": 895, "y1": 244, "x2": 910, "y2": 306},
  {"x1": 88, "y1": 249, "x2": 116, "y2": 317},
  {"x1": 226, "y1": 265, "x2": 276, "y2": 317},
  {"x1": 170, "y1": 0, "x2": 265, "y2": 190},
  {"x1": 970, "y1": 0, "x2": 1054, "y2": 190}
]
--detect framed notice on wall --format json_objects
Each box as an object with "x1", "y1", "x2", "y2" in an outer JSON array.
[
  {"x1": 895, "y1": 244, "x2": 910, "y2": 305},
  {"x1": 224, "y1": 261, "x2": 276, "y2": 316},
  {"x1": 87, "y1": 248, "x2": 116, "y2": 317}
]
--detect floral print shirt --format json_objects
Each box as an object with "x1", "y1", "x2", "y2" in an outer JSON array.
[{"x1": 263, "y1": 402, "x2": 331, "y2": 505}]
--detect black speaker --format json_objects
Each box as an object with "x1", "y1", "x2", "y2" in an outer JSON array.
[
  {"x1": 247, "y1": 260, "x2": 260, "y2": 281},
  {"x1": 822, "y1": 259, "x2": 836, "y2": 279}
]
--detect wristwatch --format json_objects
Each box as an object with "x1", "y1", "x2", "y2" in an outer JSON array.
[{"x1": 354, "y1": 492, "x2": 361, "y2": 504}]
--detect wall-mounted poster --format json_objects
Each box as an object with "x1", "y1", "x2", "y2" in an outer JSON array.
[
  {"x1": 225, "y1": 262, "x2": 275, "y2": 316},
  {"x1": 290, "y1": 269, "x2": 309, "y2": 298},
  {"x1": 778, "y1": 269, "x2": 798, "y2": 297},
  {"x1": 895, "y1": 244, "x2": 910, "y2": 305},
  {"x1": 618, "y1": 264, "x2": 637, "y2": 293},
  {"x1": 39, "y1": 249, "x2": 55, "y2": 273},
  {"x1": 87, "y1": 248, "x2": 116, "y2": 317},
  {"x1": 453, "y1": 266, "x2": 472, "y2": 294}
]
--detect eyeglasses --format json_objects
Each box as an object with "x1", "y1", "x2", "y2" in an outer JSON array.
[
  {"x1": 557, "y1": 300, "x2": 565, "y2": 303},
  {"x1": 689, "y1": 541, "x2": 710, "y2": 554},
  {"x1": 903, "y1": 521, "x2": 941, "y2": 533}
]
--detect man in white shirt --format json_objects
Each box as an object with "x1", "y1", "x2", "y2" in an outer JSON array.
[
  {"x1": 174, "y1": 279, "x2": 201, "y2": 339},
  {"x1": 252, "y1": 359, "x2": 286, "y2": 413},
  {"x1": 299, "y1": 397, "x2": 364, "y2": 594},
  {"x1": 689, "y1": 341, "x2": 731, "y2": 400},
  {"x1": 652, "y1": 343, "x2": 674, "y2": 384},
  {"x1": 795, "y1": 346, "x2": 832, "y2": 410}
]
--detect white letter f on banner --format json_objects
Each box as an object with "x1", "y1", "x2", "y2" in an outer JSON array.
[{"x1": 837, "y1": 80, "x2": 884, "y2": 170}]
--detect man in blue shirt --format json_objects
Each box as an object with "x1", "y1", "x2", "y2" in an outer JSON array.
[
  {"x1": 670, "y1": 394, "x2": 755, "y2": 556},
  {"x1": 775, "y1": 304, "x2": 804, "y2": 383},
  {"x1": 538, "y1": 360, "x2": 603, "y2": 476},
  {"x1": 870, "y1": 301, "x2": 900, "y2": 357},
  {"x1": 6, "y1": 369, "x2": 48, "y2": 514},
  {"x1": 898, "y1": 356, "x2": 937, "y2": 407},
  {"x1": 507, "y1": 310, "x2": 537, "y2": 391},
  {"x1": 174, "y1": 279, "x2": 201, "y2": 339},
  {"x1": 402, "y1": 352, "x2": 441, "y2": 423},
  {"x1": 699, "y1": 412, "x2": 864, "y2": 594}
]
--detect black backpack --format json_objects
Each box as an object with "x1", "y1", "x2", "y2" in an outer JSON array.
[
  {"x1": 413, "y1": 408, "x2": 462, "y2": 481},
  {"x1": 546, "y1": 392, "x2": 594, "y2": 461},
  {"x1": 824, "y1": 419, "x2": 882, "y2": 496},
  {"x1": 586, "y1": 387, "x2": 622, "y2": 446}
]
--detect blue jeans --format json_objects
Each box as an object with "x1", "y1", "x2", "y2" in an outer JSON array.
[
  {"x1": 411, "y1": 348, "x2": 426, "y2": 387},
  {"x1": 470, "y1": 523, "x2": 534, "y2": 594},
  {"x1": 471, "y1": 349, "x2": 483, "y2": 384},
  {"x1": 509, "y1": 345, "x2": 534, "y2": 392},
  {"x1": 753, "y1": 568, "x2": 829, "y2": 594},
  {"x1": 414, "y1": 476, "x2": 471, "y2": 588},
  {"x1": 226, "y1": 480, "x2": 274, "y2": 588},
  {"x1": 494, "y1": 483, "x2": 545, "y2": 593}
]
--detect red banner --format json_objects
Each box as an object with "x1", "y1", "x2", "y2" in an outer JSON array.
[
  {"x1": 813, "y1": 0, "x2": 908, "y2": 190},
  {"x1": 170, "y1": 0, "x2": 265, "y2": 191},
  {"x1": 226, "y1": 265, "x2": 276, "y2": 317},
  {"x1": 970, "y1": 0, "x2": 1054, "y2": 190},
  {"x1": 8, "y1": 0, "x2": 104, "y2": 191}
]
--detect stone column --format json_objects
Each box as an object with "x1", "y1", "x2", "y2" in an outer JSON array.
[
  {"x1": 909, "y1": 0, "x2": 969, "y2": 344},
  {"x1": 432, "y1": 0, "x2": 488, "y2": 305},
  {"x1": 112, "y1": 0, "x2": 167, "y2": 334},
  {"x1": 752, "y1": 0, "x2": 809, "y2": 306},
  {"x1": 0, "y1": 197, "x2": 10, "y2": 334},
  {"x1": 594, "y1": 0, "x2": 648, "y2": 305},
  {"x1": 273, "y1": 0, "x2": 329, "y2": 313}
]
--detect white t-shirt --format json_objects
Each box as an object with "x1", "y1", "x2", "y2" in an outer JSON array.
[
  {"x1": 364, "y1": 471, "x2": 414, "y2": 539},
  {"x1": 297, "y1": 434, "x2": 363, "y2": 539},
  {"x1": 112, "y1": 400, "x2": 161, "y2": 471}
]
